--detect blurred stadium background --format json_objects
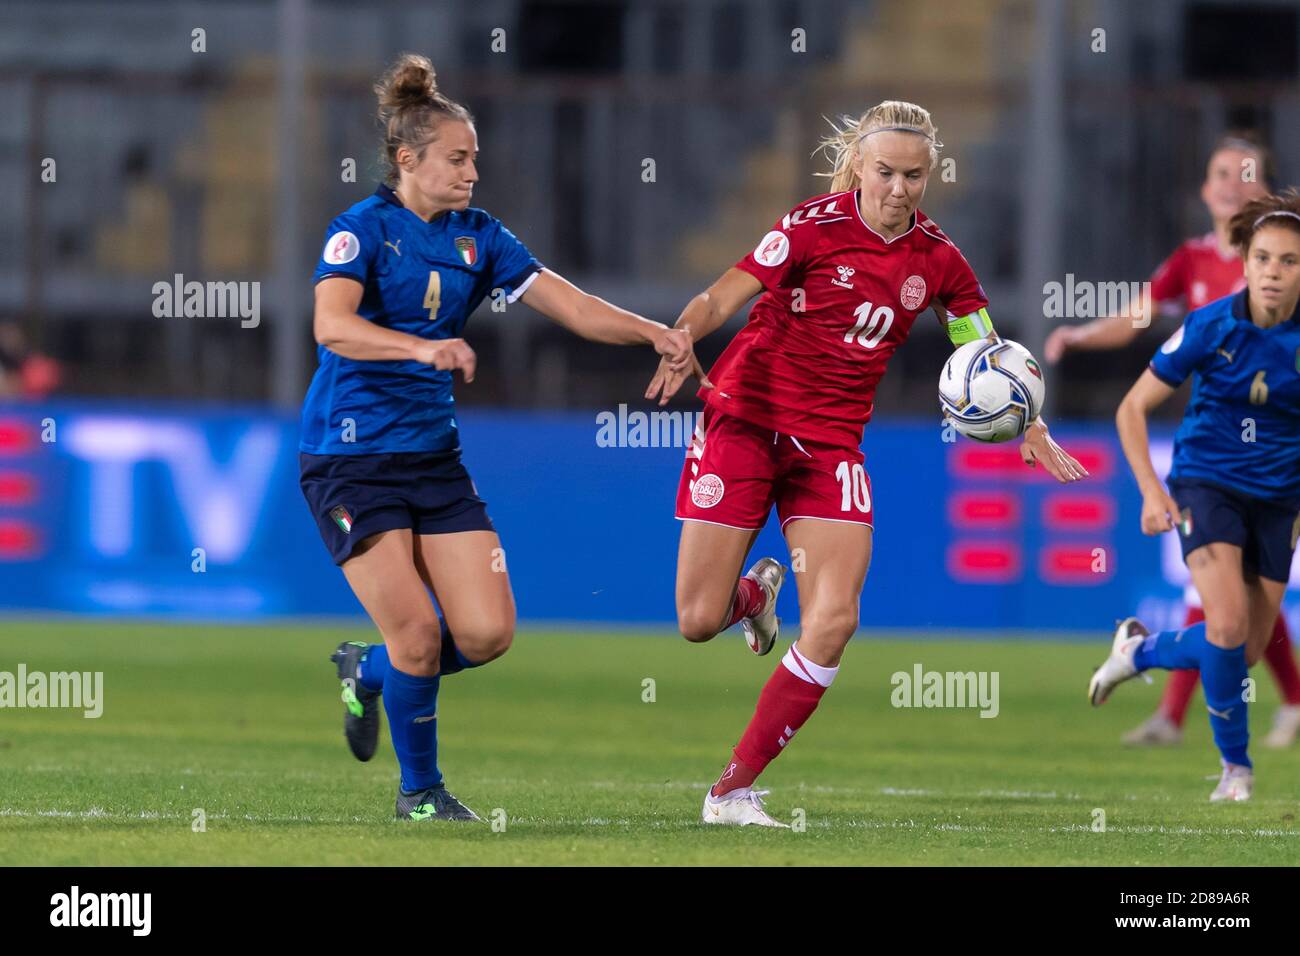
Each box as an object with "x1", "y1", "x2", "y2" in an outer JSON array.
[{"x1": 2, "y1": 0, "x2": 1299, "y2": 630}]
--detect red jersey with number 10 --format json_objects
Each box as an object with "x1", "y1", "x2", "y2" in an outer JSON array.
[{"x1": 702, "y1": 189, "x2": 989, "y2": 447}]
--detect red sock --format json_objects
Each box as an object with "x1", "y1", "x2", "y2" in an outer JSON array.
[
  {"x1": 1159, "y1": 606, "x2": 1206, "y2": 726},
  {"x1": 710, "y1": 645, "x2": 834, "y2": 798},
  {"x1": 1263, "y1": 614, "x2": 1300, "y2": 706},
  {"x1": 721, "y1": 576, "x2": 765, "y2": 631}
]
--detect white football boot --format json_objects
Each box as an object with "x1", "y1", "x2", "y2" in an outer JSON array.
[
  {"x1": 1089, "y1": 618, "x2": 1151, "y2": 706},
  {"x1": 701, "y1": 788, "x2": 790, "y2": 828},
  {"x1": 1209, "y1": 763, "x2": 1253, "y2": 802},
  {"x1": 740, "y1": 558, "x2": 786, "y2": 656},
  {"x1": 1262, "y1": 704, "x2": 1300, "y2": 749},
  {"x1": 1121, "y1": 711, "x2": 1183, "y2": 746}
]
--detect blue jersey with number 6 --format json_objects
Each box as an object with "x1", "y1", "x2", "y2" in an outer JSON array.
[
  {"x1": 1149, "y1": 290, "x2": 1300, "y2": 502},
  {"x1": 300, "y1": 184, "x2": 542, "y2": 455}
]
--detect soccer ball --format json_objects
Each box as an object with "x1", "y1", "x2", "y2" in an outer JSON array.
[{"x1": 938, "y1": 339, "x2": 1045, "y2": 443}]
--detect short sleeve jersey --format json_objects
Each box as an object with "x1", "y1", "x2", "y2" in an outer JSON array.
[
  {"x1": 703, "y1": 190, "x2": 989, "y2": 446},
  {"x1": 1150, "y1": 290, "x2": 1300, "y2": 501},
  {"x1": 300, "y1": 184, "x2": 542, "y2": 455}
]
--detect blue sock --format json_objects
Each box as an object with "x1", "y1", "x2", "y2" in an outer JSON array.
[
  {"x1": 1133, "y1": 624, "x2": 1205, "y2": 672},
  {"x1": 1133, "y1": 623, "x2": 1250, "y2": 768},
  {"x1": 382, "y1": 666, "x2": 442, "y2": 792},
  {"x1": 357, "y1": 643, "x2": 388, "y2": 692},
  {"x1": 438, "y1": 617, "x2": 481, "y2": 676},
  {"x1": 1200, "y1": 642, "x2": 1251, "y2": 769},
  {"x1": 358, "y1": 616, "x2": 480, "y2": 691}
]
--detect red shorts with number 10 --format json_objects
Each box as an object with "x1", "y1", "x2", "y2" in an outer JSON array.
[{"x1": 674, "y1": 405, "x2": 874, "y2": 531}]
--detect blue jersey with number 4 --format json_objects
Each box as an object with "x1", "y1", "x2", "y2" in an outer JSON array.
[
  {"x1": 300, "y1": 184, "x2": 542, "y2": 455},
  {"x1": 1149, "y1": 290, "x2": 1300, "y2": 502}
]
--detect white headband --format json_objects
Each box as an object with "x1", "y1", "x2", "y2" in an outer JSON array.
[
  {"x1": 1218, "y1": 137, "x2": 1261, "y2": 154},
  {"x1": 1254, "y1": 210, "x2": 1300, "y2": 228},
  {"x1": 858, "y1": 126, "x2": 934, "y2": 143}
]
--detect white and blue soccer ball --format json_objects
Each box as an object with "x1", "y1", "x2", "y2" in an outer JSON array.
[{"x1": 939, "y1": 339, "x2": 1045, "y2": 443}]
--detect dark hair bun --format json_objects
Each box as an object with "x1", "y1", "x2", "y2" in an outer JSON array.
[{"x1": 376, "y1": 53, "x2": 437, "y2": 113}]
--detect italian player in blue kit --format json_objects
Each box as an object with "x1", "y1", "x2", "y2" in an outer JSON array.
[
  {"x1": 1090, "y1": 190, "x2": 1300, "y2": 801},
  {"x1": 300, "y1": 54, "x2": 699, "y2": 821}
]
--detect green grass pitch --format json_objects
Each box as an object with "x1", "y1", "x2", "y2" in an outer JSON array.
[{"x1": 2, "y1": 620, "x2": 1298, "y2": 865}]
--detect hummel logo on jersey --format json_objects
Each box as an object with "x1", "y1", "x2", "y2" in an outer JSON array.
[
  {"x1": 781, "y1": 199, "x2": 843, "y2": 229},
  {"x1": 384, "y1": 239, "x2": 402, "y2": 256},
  {"x1": 832, "y1": 265, "x2": 855, "y2": 289}
]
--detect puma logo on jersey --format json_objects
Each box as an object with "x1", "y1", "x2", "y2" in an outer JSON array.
[
  {"x1": 384, "y1": 239, "x2": 403, "y2": 256},
  {"x1": 832, "y1": 265, "x2": 855, "y2": 289},
  {"x1": 1216, "y1": 347, "x2": 1234, "y2": 363},
  {"x1": 1206, "y1": 705, "x2": 1234, "y2": 720},
  {"x1": 782, "y1": 199, "x2": 843, "y2": 229}
]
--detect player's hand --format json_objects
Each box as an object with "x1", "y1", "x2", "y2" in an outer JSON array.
[
  {"x1": 644, "y1": 354, "x2": 713, "y2": 407},
  {"x1": 653, "y1": 326, "x2": 696, "y2": 374},
  {"x1": 411, "y1": 337, "x2": 477, "y2": 383},
  {"x1": 1140, "y1": 487, "x2": 1182, "y2": 536},
  {"x1": 1019, "y1": 419, "x2": 1088, "y2": 482},
  {"x1": 1043, "y1": 326, "x2": 1080, "y2": 365}
]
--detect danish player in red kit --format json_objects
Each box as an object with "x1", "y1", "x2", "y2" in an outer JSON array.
[
  {"x1": 646, "y1": 100, "x2": 1088, "y2": 826},
  {"x1": 1046, "y1": 134, "x2": 1300, "y2": 749}
]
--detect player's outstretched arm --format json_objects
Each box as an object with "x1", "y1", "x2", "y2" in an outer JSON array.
[
  {"x1": 1116, "y1": 369, "x2": 1181, "y2": 534},
  {"x1": 314, "y1": 277, "x2": 477, "y2": 380},
  {"x1": 645, "y1": 268, "x2": 761, "y2": 406},
  {"x1": 519, "y1": 268, "x2": 697, "y2": 373},
  {"x1": 1044, "y1": 309, "x2": 1149, "y2": 364}
]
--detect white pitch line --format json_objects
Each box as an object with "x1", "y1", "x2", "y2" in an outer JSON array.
[
  {"x1": 1048, "y1": 823, "x2": 1300, "y2": 838},
  {"x1": 2, "y1": 806, "x2": 1298, "y2": 839}
]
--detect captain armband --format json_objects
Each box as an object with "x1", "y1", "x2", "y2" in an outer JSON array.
[{"x1": 945, "y1": 307, "x2": 996, "y2": 346}]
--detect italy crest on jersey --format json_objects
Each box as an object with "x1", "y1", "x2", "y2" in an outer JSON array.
[{"x1": 455, "y1": 236, "x2": 477, "y2": 266}]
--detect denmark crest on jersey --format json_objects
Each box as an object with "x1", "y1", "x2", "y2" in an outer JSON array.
[
  {"x1": 455, "y1": 236, "x2": 478, "y2": 266},
  {"x1": 899, "y1": 275, "x2": 927, "y2": 311}
]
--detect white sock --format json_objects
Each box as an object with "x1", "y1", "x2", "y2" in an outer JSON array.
[{"x1": 781, "y1": 644, "x2": 839, "y2": 688}]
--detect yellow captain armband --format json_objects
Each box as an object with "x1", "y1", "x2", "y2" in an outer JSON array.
[{"x1": 945, "y1": 307, "x2": 995, "y2": 345}]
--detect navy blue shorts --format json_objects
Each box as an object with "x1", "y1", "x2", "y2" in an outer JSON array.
[
  {"x1": 1168, "y1": 477, "x2": 1300, "y2": 583},
  {"x1": 299, "y1": 449, "x2": 495, "y2": 565}
]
